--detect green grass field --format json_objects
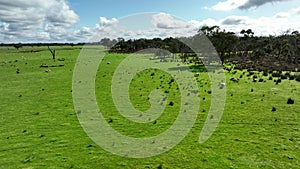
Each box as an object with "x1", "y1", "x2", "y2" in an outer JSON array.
[{"x1": 0, "y1": 46, "x2": 299, "y2": 168}]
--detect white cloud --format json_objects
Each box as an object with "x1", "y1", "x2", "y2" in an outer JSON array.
[
  {"x1": 1, "y1": 1, "x2": 300, "y2": 43},
  {"x1": 291, "y1": 6, "x2": 300, "y2": 15},
  {"x1": 239, "y1": 0, "x2": 290, "y2": 10},
  {"x1": 0, "y1": 0, "x2": 79, "y2": 43},
  {"x1": 212, "y1": 0, "x2": 248, "y2": 11},
  {"x1": 211, "y1": 0, "x2": 292, "y2": 11},
  {"x1": 193, "y1": 6, "x2": 300, "y2": 36},
  {"x1": 98, "y1": 17, "x2": 118, "y2": 27},
  {"x1": 89, "y1": 13, "x2": 198, "y2": 41},
  {"x1": 152, "y1": 13, "x2": 191, "y2": 29},
  {"x1": 220, "y1": 16, "x2": 250, "y2": 25},
  {"x1": 46, "y1": 0, "x2": 79, "y2": 27},
  {"x1": 274, "y1": 12, "x2": 290, "y2": 19}
]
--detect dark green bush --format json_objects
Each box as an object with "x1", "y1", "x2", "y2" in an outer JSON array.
[
  {"x1": 285, "y1": 72, "x2": 291, "y2": 77},
  {"x1": 248, "y1": 71, "x2": 255, "y2": 76},
  {"x1": 263, "y1": 72, "x2": 268, "y2": 76},
  {"x1": 295, "y1": 74, "x2": 300, "y2": 82},
  {"x1": 272, "y1": 71, "x2": 281, "y2": 78},
  {"x1": 280, "y1": 73, "x2": 288, "y2": 80},
  {"x1": 287, "y1": 98, "x2": 294, "y2": 104}
]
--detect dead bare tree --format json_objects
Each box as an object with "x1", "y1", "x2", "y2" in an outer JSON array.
[{"x1": 48, "y1": 46, "x2": 56, "y2": 61}]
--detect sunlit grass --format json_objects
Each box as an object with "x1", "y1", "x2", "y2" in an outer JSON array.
[{"x1": 0, "y1": 46, "x2": 299, "y2": 168}]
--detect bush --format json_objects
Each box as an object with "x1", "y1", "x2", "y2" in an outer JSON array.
[
  {"x1": 287, "y1": 98, "x2": 294, "y2": 104},
  {"x1": 275, "y1": 78, "x2": 282, "y2": 85},
  {"x1": 280, "y1": 73, "x2": 288, "y2": 80},
  {"x1": 285, "y1": 72, "x2": 291, "y2": 77},
  {"x1": 263, "y1": 72, "x2": 269, "y2": 76},
  {"x1": 295, "y1": 74, "x2": 300, "y2": 82},
  {"x1": 272, "y1": 71, "x2": 281, "y2": 78},
  {"x1": 248, "y1": 71, "x2": 255, "y2": 76}
]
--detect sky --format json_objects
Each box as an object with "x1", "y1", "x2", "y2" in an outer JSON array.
[{"x1": 0, "y1": 0, "x2": 300, "y2": 43}]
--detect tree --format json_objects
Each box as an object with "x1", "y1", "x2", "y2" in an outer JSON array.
[
  {"x1": 100, "y1": 38, "x2": 113, "y2": 48},
  {"x1": 48, "y1": 46, "x2": 56, "y2": 61},
  {"x1": 240, "y1": 29, "x2": 254, "y2": 38},
  {"x1": 198, "y1": 26, "x2": 239, "y2": 64},
  {"x1": 211, "y1": 31, "x2": 238, "y2": 64},
  {"x1": 13, "y1": 43, "x2": 22, "y2": 50},
  {"x1": 199, "y1": 25, "x2": 220, "y2": 36}
]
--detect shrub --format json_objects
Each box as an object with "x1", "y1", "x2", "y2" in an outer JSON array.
[
  {"x1": 289, "y1": 75, "x2": 295, "y2": 80},
  {"x1": 272, "y1": 107, "x2": 276, "y2": 112},
  {"x1": 285, "y1": 72, "x2": 291, "y2": 77},
  {"x1": 248, "y1": 71, "x2": 255, "y2": 76},
  {"x1": 275, "y1": 79, "x2": 282, "y2": 85},
  {"x1": 280, "y1": 73, "x2": 288, "y2": 80},
  {"x1": 263, "y1": 72, "x2": 269, "y2": 76},
  {"x1": 272, "y1": 71, "x2": 281, "y2": 78},
  {"x1": 287, "y1": 98, "x2": 294, "y2": 104},
  {"x1": 295, "y1": 74, "x2": 300, "y2": 82}
]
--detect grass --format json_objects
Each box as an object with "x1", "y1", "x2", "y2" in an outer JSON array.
[{"x1": 0, "y1": 46, "x2": 299, "y2": 168}]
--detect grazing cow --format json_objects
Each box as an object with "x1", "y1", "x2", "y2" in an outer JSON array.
[
  {"x1": 219, "y1": 82, "x2": 226, "y2": 89},
  {"x1": 230, "y1": 77, "x2": 239, "y2": 82},
  {"x1": 45, "y1": 69, "x2": 51, "y2": 73}
]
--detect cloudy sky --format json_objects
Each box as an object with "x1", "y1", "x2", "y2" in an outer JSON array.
[{"x1": 0, "y1": 0, "x2": 300, "y2": 43}]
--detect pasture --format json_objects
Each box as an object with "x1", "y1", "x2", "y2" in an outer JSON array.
[{"x1": 0, "y1": 46, "x2": 299, "y2": 168}]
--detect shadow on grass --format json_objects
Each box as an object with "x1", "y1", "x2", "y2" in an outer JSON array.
[{"x1": 168, "y1": 64, "x2": 223, "y2": 73}]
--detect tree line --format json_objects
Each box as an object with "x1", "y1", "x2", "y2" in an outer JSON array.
[
  {"x1": 105, "y1": 26, "x2": 300, "y2": 71},
  {"x1": 2, "y1": 26, "x2": 300, "y2": 71}
]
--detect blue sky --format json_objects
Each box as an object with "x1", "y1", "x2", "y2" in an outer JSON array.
[
  {"x1": 70, "y1": 0, "x2": 217, "y2": 26},
  {"x1": 0, "y1": 0, "x2": 300, "y2": 42}
]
